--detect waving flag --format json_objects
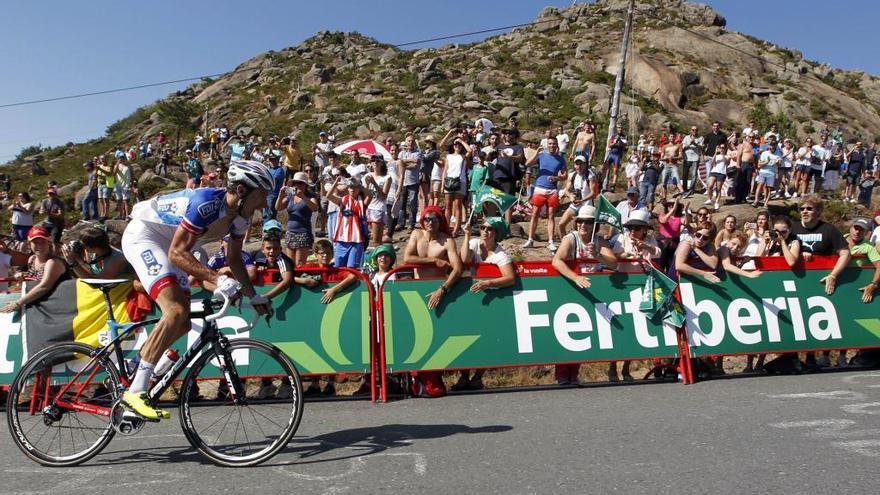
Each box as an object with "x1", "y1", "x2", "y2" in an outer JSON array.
[
  {"x1": 473, "y1": 184, "x2": 516, "y2": 215},
  {"x1": 596, "y1": 194, "x2": 622, "y2": 229}
]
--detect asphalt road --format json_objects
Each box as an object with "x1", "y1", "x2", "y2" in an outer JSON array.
[{"x1": 2, "y1": 370, "x2": 879, "y2": 494}]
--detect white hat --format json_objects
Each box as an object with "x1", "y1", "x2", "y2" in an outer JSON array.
[
  {"x1": 574, "y1": 155, "x2": 587, "y2": 163},
  {"x1": 576, "y1": 205, "x2": 597, "y2": 220},
  {"x1": 624, "y1": 209, "x2": 652, "y2": 227}
]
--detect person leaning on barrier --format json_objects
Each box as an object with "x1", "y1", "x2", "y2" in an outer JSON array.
[
  {"x1": 611, "y1": 210, "x2": 661, "y2": 264},
  {"x1": 460, "y1": 216, "x2": 516, "y2": 293},
  {"x1": 452, "y1": 216, "x2": 516, "y2": 392},
  {"x1": 757, "y1": 216, "x2": 801, "y2": 266},
  {"x1": 718, "y1": 231, "x2": 762, "y2": 279},
  {"x1": 403, "y1": 205, "x2": 463, "y2": 398},
  {"x1": 846, "y1": 217, "x2": 880, "y2": 303},
  {"x1": 1, "y1": 227, "x2": 70, "y2": 313},
  {"x1": 62, "y1": 227, "x2": 133, "y2": 280},
  {"x1": 791, "y1": 196, "x2": 851, "y2": 296},
  {"x1": 552, "y1": 205, "x2": 618, "y2": 289},
  {"x1": 673, "y1": 220, "x2": 719, "y2": 283},
  {"x1": 403, "y1": 205, "x2": 463, "y2": 310},
  {"x1": 551, "y1": 204, "x2": 617, "y2": 385},
  {"x1": 246, "y1": 232, "x2": 295, "y2": 300}
]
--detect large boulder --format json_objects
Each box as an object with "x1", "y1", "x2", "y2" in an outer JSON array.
[{"x1": 302, "y1": 64, "x2": 331, "y2": 88}]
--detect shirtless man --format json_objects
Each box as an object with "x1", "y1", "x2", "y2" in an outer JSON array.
[
  {"x1": 660, "y1": 135, "x2": 684, "y2": 200},
  {"x1": 569, "y1": 121, "x2": 596, "y2": 166},
  {"x1": 735, "y1": 133, "x2": 756, "y2": 204},
  {"x1": 402, "y1": 205, "x2": 463, "y2": 398},
  {"x1": 403, "y1": 205, "x2": 463, "y2": 310}
]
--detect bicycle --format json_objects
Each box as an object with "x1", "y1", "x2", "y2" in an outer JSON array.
[{"x1": 6, "y1": 278, "x2": 304, "y2": 467}]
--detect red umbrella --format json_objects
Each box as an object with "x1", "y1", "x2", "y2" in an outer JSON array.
[{"x1": 332, "y1": 139, "x2": 393, "y2": 162}]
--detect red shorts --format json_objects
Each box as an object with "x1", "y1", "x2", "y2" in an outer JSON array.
[{"x1": 530, "y1": 188, "x2": 560, "y2": 208}]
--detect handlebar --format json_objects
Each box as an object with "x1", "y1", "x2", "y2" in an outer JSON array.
[{"x1": 198, "y1": 293, "x2": 264, "y2": 330}]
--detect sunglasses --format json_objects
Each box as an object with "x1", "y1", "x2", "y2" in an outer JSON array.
[
  {"x1": 776, "y1": 230, "x2": 789, "y2": 235},
  {"x1": 697, "y1": 212, "x2": 709, "y2": 217},
  {"x1": 575, "y1": 219, "x2": 594, "y2": 225},
  {"x1": 479, "y1": 225, "x2": 495, "y2": 232},
  {"x1": 424, "y1": 216, "x2": 441, "y2": 224},
  {"x1": 693, "y1": 232, "x2": 710, "y2": 240},
  {"x1": 800, "y1": 206, "x2": 814, "y2": 212}
]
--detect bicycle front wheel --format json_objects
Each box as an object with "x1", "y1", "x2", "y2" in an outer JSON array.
[
  {"x1": 179, "y1": 338, "x2": 303, "y2": 467},
  {"x1": 6, "y1": 342, "x2": 119, "y2": 467}
]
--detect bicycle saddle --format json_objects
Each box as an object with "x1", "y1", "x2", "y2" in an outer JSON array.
[{"x1": 80, "y1": 278, "x2": 131, "y2": 290}]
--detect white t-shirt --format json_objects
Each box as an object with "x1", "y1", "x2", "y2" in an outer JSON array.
[
  {"x1": 556, "y1": 133, "x2": 570, "y2": 154},
  {"x1": 467, "y1": 239, "x2": 512, "y2": 266},
  {"x1": 445, "y1": 154, "x2": 467, "y2": 182},
  {"x1": 363, "y1": 174, "x2": 390, "y2": 211},
  {"x1": 11, "y1": 203, "x2": 33, "y2": 226},
  {"x1": 870, "y1": 225, "x2": 880, "y2": 245},
  {"x1": 710, "y1": 155, "x2": 728, "y2": 175},
  {"x1": 347, "y1": 163, "x2": 367, "y2": 180}
]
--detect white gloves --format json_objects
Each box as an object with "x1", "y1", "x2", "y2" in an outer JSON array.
[{"x1": 213, "y1": 275, "x2": 242, "y2": 300}]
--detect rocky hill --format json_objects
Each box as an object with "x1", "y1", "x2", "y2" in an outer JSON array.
[{"x1": 5, "y1": 0, "x2": 880, "y2": 210}]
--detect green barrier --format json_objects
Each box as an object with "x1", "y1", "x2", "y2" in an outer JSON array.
[
  {"x1": 682, "y1": 265, "x2": 880, "y2": 357},
  {"x1": 0, "y1": 270, "x2": 374, "y2": 388},
  {"x1": 380, "y1": 265, "x2": 681, "y2": 375},
  {"x1": 0, "y1": 292, "x2": 23, "y2": 387}
]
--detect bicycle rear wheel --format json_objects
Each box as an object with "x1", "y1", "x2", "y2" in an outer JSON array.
[
  {"x1": 179, "y1": 338, "x2": 303, "y2": 467},
  {"x1": 6, "y1": 343, "x2": 118, "y2": 467}
]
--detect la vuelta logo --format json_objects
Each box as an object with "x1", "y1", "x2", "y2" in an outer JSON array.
[{"x1": 384, "y1": 291, "x2": 480, "y2": 370}]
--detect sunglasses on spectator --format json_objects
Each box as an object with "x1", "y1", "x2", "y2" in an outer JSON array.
[
  {"x1": 800, "y1": 206, "x2": 814, "y2": 212},
  {"x1": 424, "y1": 216, "x2": 441, "y2": 224},
  {"x1": 479, "y1": 225, "x2": 495, "y2": 232},
  {"x1": 575, "y1": 219, "x2": 594, "y2": 225},
  {"x1": 693, "y1": 232, "x2": 710, "y2": 240},
  {"x1": 776, "y1": 229, "x2": 789, "y2": 235},
  {"x1": 697, "y1": 212, "x2": 709, "y2": 217}
]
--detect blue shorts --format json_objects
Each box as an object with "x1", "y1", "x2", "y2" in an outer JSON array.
[
  {"x1": 335, "y1": 241, "x2": 365, "y2": 268},
  {"x1": 606, "y1": 152, "x2": 621, "y2": 167},
  {"x1": 756, "y1": 170, "x2": 776, "y2": 187}
]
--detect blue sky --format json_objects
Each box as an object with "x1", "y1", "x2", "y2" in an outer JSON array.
[{"x1": 1, "y1": 0, "x2": 877, "y2": 162}]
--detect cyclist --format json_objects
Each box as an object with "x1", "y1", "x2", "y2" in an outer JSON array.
[{"x1": 120, "y1": 160, "x2": 275, "y2": 420}]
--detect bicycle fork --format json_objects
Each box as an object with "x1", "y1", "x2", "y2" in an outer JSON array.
[{"x1": 211, "y1": 334, "x2": 245, "y2": 404}]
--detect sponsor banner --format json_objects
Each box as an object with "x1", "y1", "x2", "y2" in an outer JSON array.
[
  {"x1": 381, "y1": 269, "x2": 680, "y2": 373},
  {"x1": 0, "y1": 271, "x2": 373, "y2": 386},
  {"x1": 682, "y1": 266, "x2": 880, "y2": 357}
]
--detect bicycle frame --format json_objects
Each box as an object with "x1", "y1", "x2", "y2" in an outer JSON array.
[{"x1": 42, "y1": 298, "x2": 235, "y2": 418}]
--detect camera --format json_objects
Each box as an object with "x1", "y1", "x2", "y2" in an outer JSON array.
[{"x1": 769, "y1": 229, "x2": 779, "y2": 239}]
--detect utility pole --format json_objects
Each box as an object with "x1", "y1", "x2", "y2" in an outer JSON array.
[{"x1": 606, "y1": 0, "x2": 635, "y2": 154}]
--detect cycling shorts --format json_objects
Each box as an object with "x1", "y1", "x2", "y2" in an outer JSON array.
[{"x1": 122, "y1": 219, "x2": 205, "y2": 301}]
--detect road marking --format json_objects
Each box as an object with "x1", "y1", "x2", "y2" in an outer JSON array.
[
  {"x1": 273, "y1": 457, "x2": 366, "y2": 481},
  {"x1": 832, "y1": 440, "x2": 880, "y2": 457},
  {"x1": 767, "y1": 390, "x2": 867, "y2": 400},
  {"x1": 841, "y1": 374, "x2": 880, "y2": 388},
  {"x1": 769, "y1": 419, "x2": 880, "y2": 438},
  {"x1": 376, "y1": 452, "x2": 428, "y2": 475},
  {"x1": 841, "y1": 402, "x2": 880, "y2": 415}
]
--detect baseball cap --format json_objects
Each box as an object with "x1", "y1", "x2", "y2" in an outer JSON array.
[
  {"x1": 27, "y1": 226, "x2": 50, "y2": 241},
  {"x1": 262, "y1": 219, "x2": 282, "y2": 233},
  {"x1": 574, "y1": 155, "x2": 587, "y2": 163},
  {"x1": 626, "y1": 186, "x2": 640, "y2": 196},
  {"x1": 319, "y1": 131, "x2": 328, "y2": 137},
  {"x1": 852, "y1": 218, "x2": 872, "y2": 230}
]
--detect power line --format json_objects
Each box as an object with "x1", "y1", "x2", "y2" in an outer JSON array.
[{"x1": 0, "y1": 18, "x2": 559, "y2": 110}]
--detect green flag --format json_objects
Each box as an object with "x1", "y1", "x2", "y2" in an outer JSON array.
[
  {"x1": 596, "y1": 194, "x2": 622, "y2": 229},
  {"x1": 473, "y1": 184, "x2": 517, "y2": 215},
  {"x1": 661, "y1": 298, "x2": 686, "y2": 328},
  {"x1": 640, "y1": 265, "x2": 678, "y2": 319}
]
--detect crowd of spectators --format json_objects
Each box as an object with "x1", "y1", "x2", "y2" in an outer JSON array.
[{"x1": 2, "y1": 114, "x2": 880, "y2": 394}]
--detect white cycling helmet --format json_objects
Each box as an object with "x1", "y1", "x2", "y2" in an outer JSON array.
[{"x1": 227, "y1": 160, "x2": 275, "y2": 192}]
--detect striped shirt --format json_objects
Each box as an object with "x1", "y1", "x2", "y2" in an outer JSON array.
[{"x1": 333, "y1": 196, "x2": 366, "y2": 244}]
